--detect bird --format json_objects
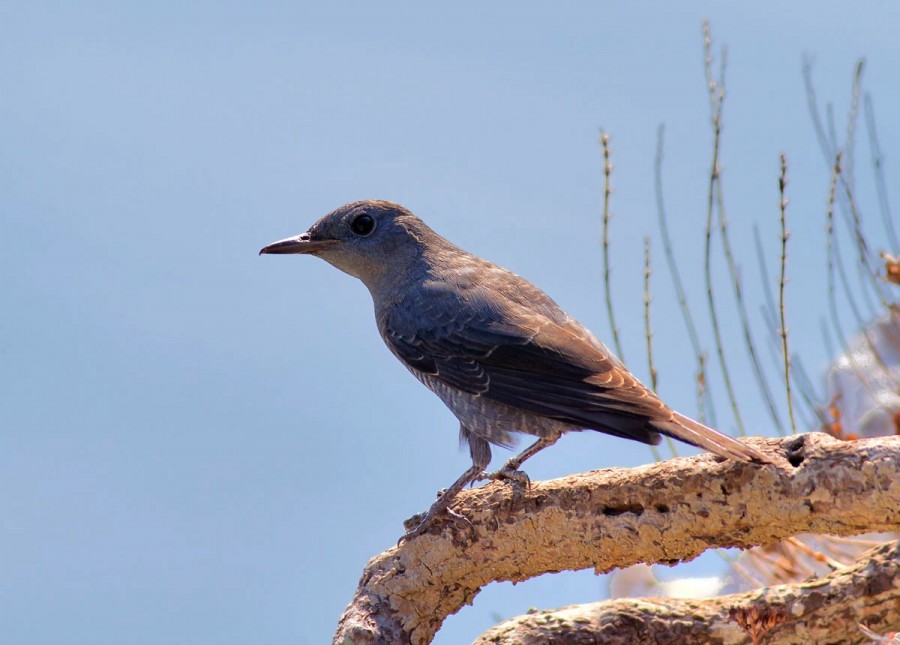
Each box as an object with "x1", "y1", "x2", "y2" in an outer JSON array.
[{"x1": 260, "y1": 200, "x2": 771, "y2": 541}]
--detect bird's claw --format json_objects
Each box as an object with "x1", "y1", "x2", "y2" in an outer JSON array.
[
  {"x1": 398, "y1": 519, "x2": 428, "y2": 546},
  {"x1": 398, "y1": 506, "x2": 474, "y2": 546},
  {"x1": 481, "y1": 467, "x2": 531, "y2": 488},
  {"x1": 402, "y1": 510, "x2": 427, "y2": 534}
]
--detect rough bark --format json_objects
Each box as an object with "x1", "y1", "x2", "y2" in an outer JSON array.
[
  {"x1": 474, "y1": 540, "x2": 900, "y2": 644},
  {"x1": 333, "y1": 433, "x2": 900, "y2": 645}
]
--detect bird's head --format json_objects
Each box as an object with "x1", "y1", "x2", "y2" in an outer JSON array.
[{"x1": 260, "y1": 200, "x2": 440, "y2": 290}]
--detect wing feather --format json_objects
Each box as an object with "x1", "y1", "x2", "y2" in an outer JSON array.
[{"x1": 382, "y1": 283, "x2": 668, "y2": 445}]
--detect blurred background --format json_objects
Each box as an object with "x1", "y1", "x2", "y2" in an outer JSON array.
[{"x1": 2, "y1": 3, "x2": 898, "y2": 643}]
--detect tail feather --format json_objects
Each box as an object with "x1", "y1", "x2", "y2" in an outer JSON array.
[{"x1": 652, "y1": 412, "x2": 774, "y2": 464}]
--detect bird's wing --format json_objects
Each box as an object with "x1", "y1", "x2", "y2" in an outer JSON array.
[{"x1": 382, "y1": 281, "x2": 667, "y2": 444}]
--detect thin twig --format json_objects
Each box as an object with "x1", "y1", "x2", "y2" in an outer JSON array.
[
  {"x1": 752, "y1": 254, "x2": 823, "y2": 434},
  {"x1": 819, "y1": 318, "x2": 836, "y2": 366},
  {"x1": 600, "y1": 131, "x2": 625, "y2": 362},
  {"x1": 785, "y1": 537, "x2": 846, "y2": 571},
  {"x1": 715, "y1": 549, "x2": 767, "y2": 590},
  {"x1": 744, "y1": 546, "x2": 811, "y2": 583},
  {"x1": 842, "y1": 59, "x2": 864, "y2": 190},
  {"x1": 696, "y1": 355, "x2": 714, "y2": 428},
  {"x1": 702, "y1": 24, "x2": 745, "y2": 435},
  {"x1": 643, "y1": 237, "x2": 659, "y2": 393},
  {"x1": 654, "y1": 125, "x2": 716, "y2": 427},
  {"x1": 719, "y1": 190, "x2": 785, "y2": 435},
  {"x1": 778, "y1": 153, "x2": 797, "y2": 435},
  {"x1": 754, "y1": 227, "x2": 793, "y2": 383},
  {"x1": 839, "y1": 171, "x2": 891, "y2": 310},
  {"x1": 822, "y1": 535, "x2": 894, "y2": 549},
  {"x1": 761, "y1": 304, "x2": 787, "y2": 384},
  {"x1": 825, "y1": 175, "x2": 860, "y2": 381},
  {"x1": 643, "y1": 254, "x2": 662, "y2": 462},
  {"x1": 753, "y1": 226, "x2": 779, "y2": 336},
  {"x1": 864, "y1": 92, "x2": 899, "y2": 251},
  {"x1": 825, "y1": 154, "x2": 880, "y2": 401},
  {"x1": 643, "y1": 237, "x2": 677, "y2": 458},
  {"x1": 852, "y1": 249, "x2": 879, "y2": 320},
  {"x1": 802, "y1": 56, "x2": 835, "y2": 162},
  {"x1": 809, "y1": 536, "x2": 861, "y2": 570},
  {"x1": 826, "y1": 103, "x2": 840, "y2": 165},
  {"x1": 655, "y1": 127, "x2": 717, "y2": 427},
  {"x1": 840, "y1": 61, "x2": 876, "y2": 305},
  {"x1": 837, "y1": 60, "x2": 890, "y2": 312}
]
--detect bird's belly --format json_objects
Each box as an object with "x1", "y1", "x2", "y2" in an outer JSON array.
[{"x1": 413, "y1": 371, "x2": 573, "y2": 448}]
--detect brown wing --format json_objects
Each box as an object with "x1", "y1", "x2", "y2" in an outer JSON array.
[
  {"x1": 384, "y1": 289, "x2": 667, "y2": 445},
  {"x1": 383, "y1": 279, "x2": 770, "y2": 462}
]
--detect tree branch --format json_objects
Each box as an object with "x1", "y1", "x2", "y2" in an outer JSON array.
[
  {"x1": 474, "y1": 539, "x2": 899, "y2": 644},
  {"x1": 333, "y1": 433, "x2": 900, "y2": 644}
]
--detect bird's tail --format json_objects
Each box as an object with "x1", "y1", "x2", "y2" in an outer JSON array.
[{"x1": 653, "y1": 412, "x2": 774, "y2": 464}]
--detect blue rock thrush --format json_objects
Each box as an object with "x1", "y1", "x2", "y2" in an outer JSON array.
[{"x1": 260, "y1": 200, "x2": 770, "y2": 541}]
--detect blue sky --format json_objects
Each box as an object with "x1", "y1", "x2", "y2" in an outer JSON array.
[{"x1": 2, "y1": 3, "x2": 898, "y2": 644}]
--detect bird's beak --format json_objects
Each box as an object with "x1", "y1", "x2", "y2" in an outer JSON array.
[{"x1": 259, "y1": 233, "x2": 338, "y2": 256}]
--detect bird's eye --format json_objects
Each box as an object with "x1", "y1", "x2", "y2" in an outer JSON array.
[{"x1": 350, "y1": 213, "x2": 376, "y2": 236}]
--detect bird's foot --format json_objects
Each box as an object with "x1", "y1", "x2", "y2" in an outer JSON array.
[
  {"x1": 399, "y1": 503, "x2": 474, "y2": 545},
  {"x1": 398, "y1": 464, "x2": 483, "y2": 545},
  {"x1": 480, "y1": 467, "x2": 531, "y2": 488}
]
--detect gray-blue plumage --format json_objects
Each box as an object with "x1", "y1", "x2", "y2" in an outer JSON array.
[{"x1": 260, "y1": 199, "x2": 769, "y2": 539}]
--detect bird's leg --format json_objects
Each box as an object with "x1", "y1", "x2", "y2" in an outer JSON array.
[
  {"x1": 481, "y1": 435, "x2": 560, "y2": 487},
  {"x1": 399, "y1": 464, "x2": 483, "y2": 544},
  {"x1": 399, "y1": 428, "x2": 490, "y2": 544}
]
